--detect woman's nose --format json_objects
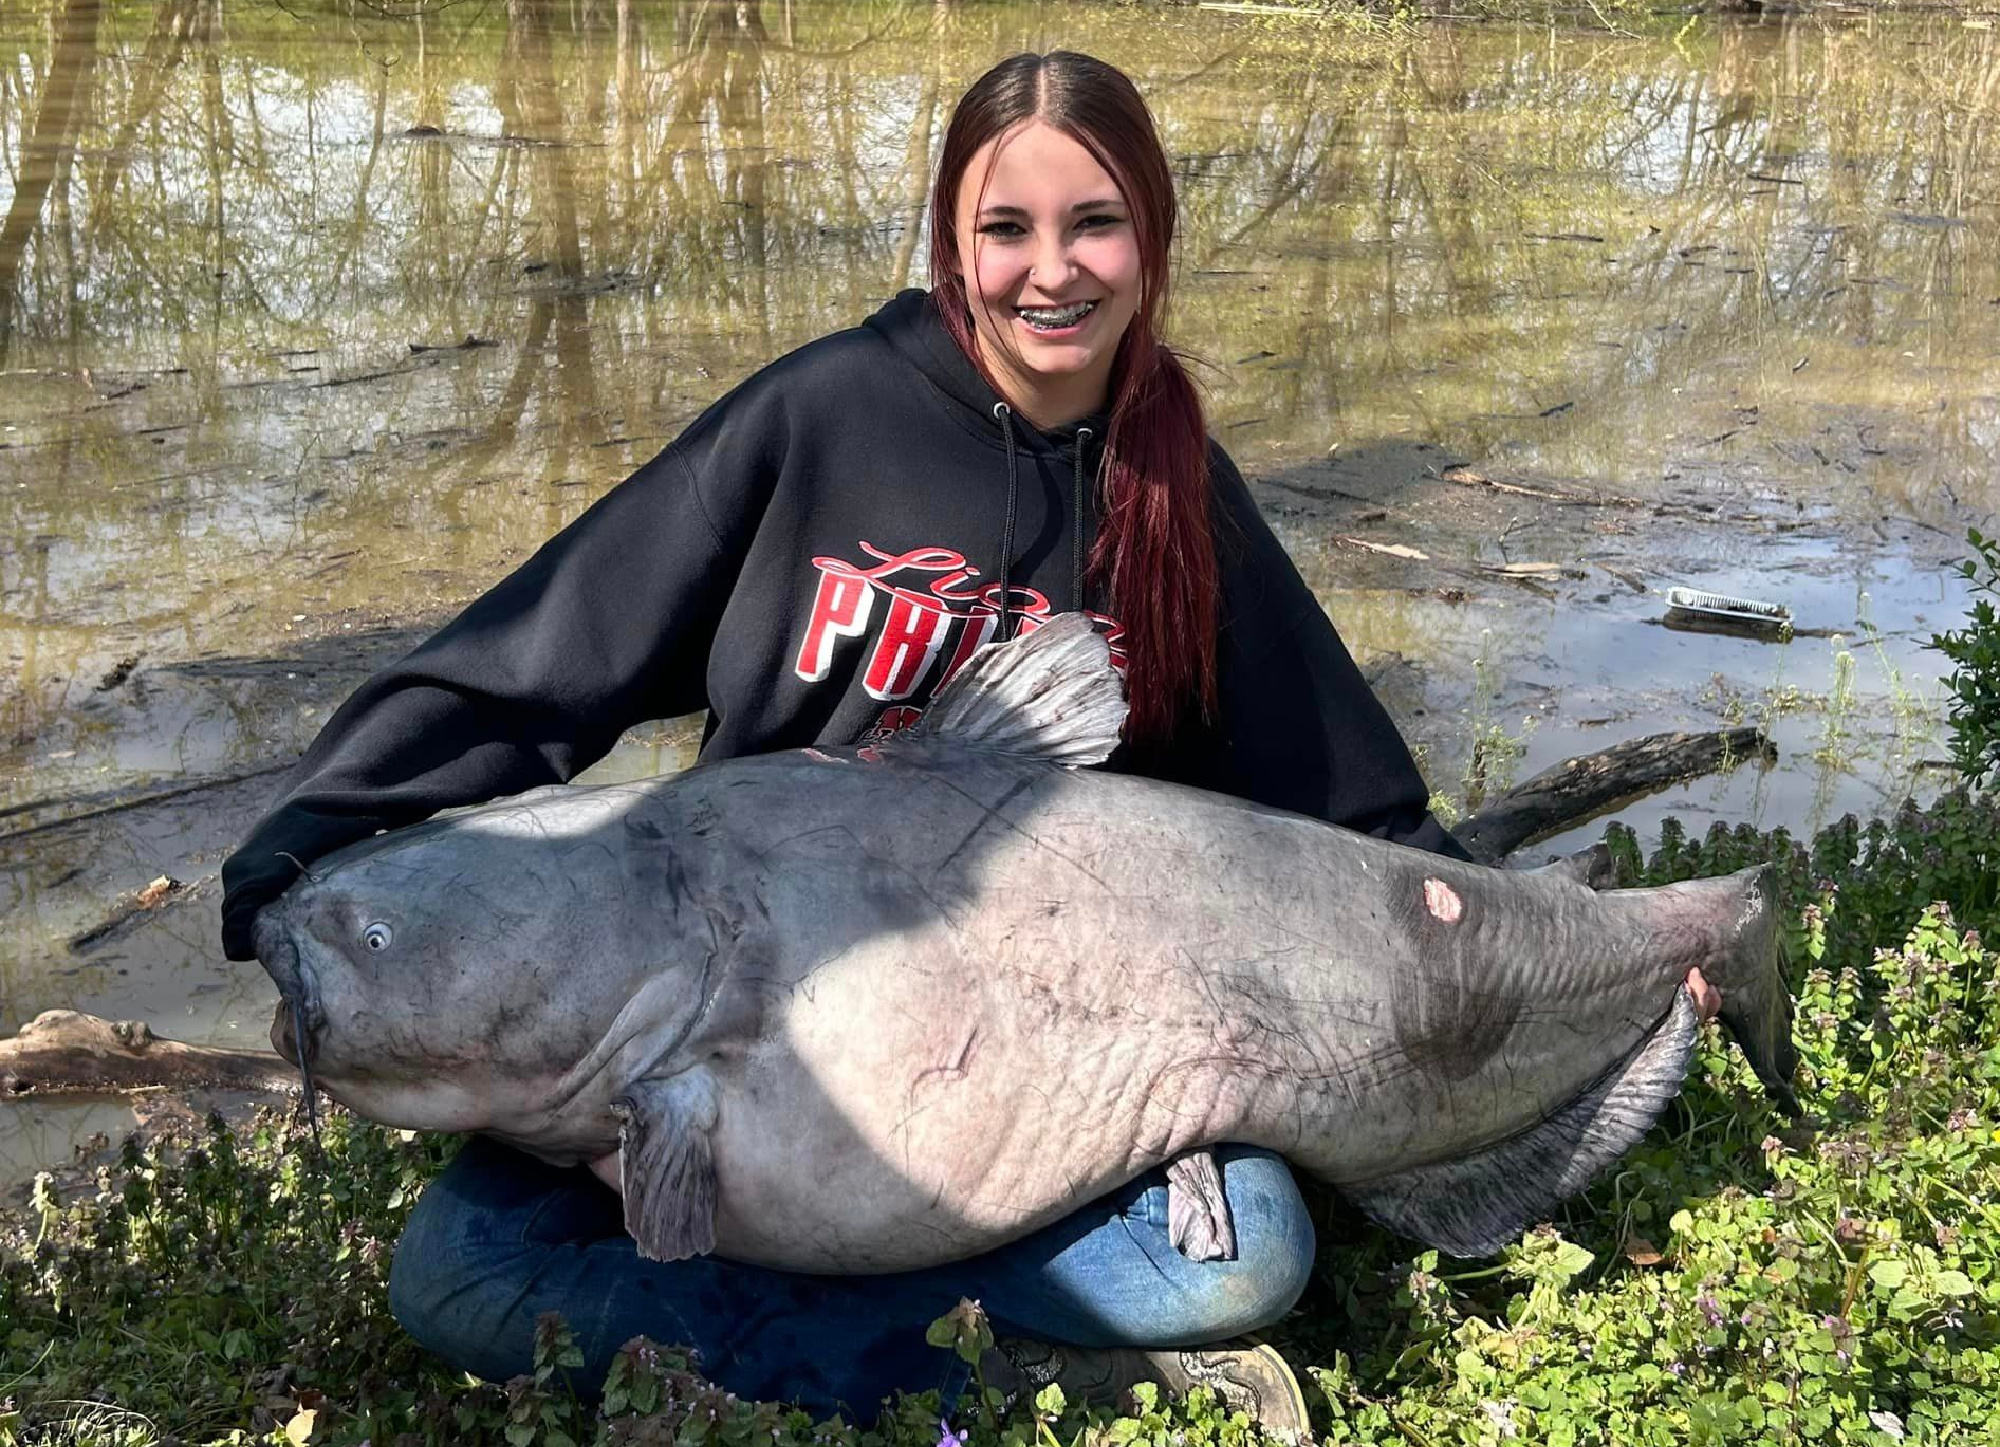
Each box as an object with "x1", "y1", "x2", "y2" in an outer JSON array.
[{"x1": 1030, "y1": 230, "x2": 1079, "y2": 291}]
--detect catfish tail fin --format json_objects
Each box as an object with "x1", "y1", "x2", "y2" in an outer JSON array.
[{"x1": 1711, "y1": 864, "x2": 1800, "y2": 1114}]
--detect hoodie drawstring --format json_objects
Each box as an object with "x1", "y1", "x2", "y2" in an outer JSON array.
[
  {"x1": 991, "y1": 402, "x2": 1094, "y2": 639},
  {"x1": 993, "y1": 401, "x2": 1021, "y2": 641}
]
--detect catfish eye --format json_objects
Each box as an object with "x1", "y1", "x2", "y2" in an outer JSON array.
[{"x1": 362, "y1": 921, "x2": 393, "y2": 952}]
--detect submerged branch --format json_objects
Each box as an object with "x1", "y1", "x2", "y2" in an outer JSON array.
[
  {"x1": 0, "y1": 1011, "x2": 294, "y2": 1098},
  {"x1": 1458, "y1": 726, "x2": 1775, "y2": 864}
]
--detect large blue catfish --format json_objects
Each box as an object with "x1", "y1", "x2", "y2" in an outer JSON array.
[{"x1": 256, "y1": 615, "x2": 1797, "y2": 1272}]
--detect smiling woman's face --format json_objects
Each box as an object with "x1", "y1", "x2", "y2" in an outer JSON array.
[{"x1": 952, "y1": 119, "x2": 1143, "y2": 429}]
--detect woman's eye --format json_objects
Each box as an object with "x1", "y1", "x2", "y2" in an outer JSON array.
[
  {"x1": 978, "y1": 221, "x2": 1025, "y2": 239},
  {"x1": 362, "y1": 922, "x2": 393, "y2": 952},
  {"x1": 1076, "y1": 214, "x2": 1122, "y2": 231}
]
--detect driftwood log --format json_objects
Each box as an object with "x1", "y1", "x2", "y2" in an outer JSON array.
[
  {"x1": 7, "y1": 725, "x2": 1768, "y2": 1096},
  {"x1": 1456, "y1": 725, "x2": 1773, "y2": 865},
  {"x1": 0, "y1": 1010, "x2": 295, "y2": 1098}
]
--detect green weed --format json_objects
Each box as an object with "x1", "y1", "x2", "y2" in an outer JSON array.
[
  {"x1": 1456, "y1": 630, "x2": 1538, "y2": 813},
  {"x1": 1930, "y1": 529, "x2": 2000, "y2": 790},
  {"x1": 1812, "y1": 636, "x2": 1860, "y2": 771}
]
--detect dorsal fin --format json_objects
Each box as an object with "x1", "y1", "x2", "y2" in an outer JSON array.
[{"x1": 902, "y1": 613, "x2": 1127, "y2": 766}]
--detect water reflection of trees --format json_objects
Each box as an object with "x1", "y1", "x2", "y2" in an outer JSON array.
[
  {"x1": 0, "y1": 3, "x2": 1996, "y2": 778},
  {"x1": 0, "y1": 0, "x2": 101, "y2": 360},
  {"x1": 2, "y1": 7, "x2": 1988, "y2": 395},
  {"x1": 1172, "y1": 19, "x2": 1996, "y2": 468}
]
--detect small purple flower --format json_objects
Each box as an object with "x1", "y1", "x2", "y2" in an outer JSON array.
[
  {"x1": 939, "y1": 1421, "x2": 970, "y2": 1447},
  {"x1": 1696, "y1": 1293, "x2": 1725, "y2": 1328}
]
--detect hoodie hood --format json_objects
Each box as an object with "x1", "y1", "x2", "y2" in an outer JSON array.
[{"x1": 864, "y1": 288, "x2": 1111, "y2": 458}]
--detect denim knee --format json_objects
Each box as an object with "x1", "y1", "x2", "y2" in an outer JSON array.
[
  {"x1": 388, "y1": 1139, "x2": 617, "y2": 1382},
  {"x1": 1167, "y1": 1147, "x2": 1315, "y2": 1342},
  {"x1": 1021, "y1": 1146, "x2": 1317, "y2": 1349},
  {"x1": 385, "y1": 1168, "x2": 475, "y2": 1353}
]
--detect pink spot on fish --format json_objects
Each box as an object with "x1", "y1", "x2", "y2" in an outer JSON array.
[
  {"x1": 802, "y1": 748, "x2": 844, "y2": 763},
  {"x1": 1423, "y1": 877, "x2": 1463, "y2": 924}
]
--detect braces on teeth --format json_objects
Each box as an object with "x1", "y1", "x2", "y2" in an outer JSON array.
[{"x1": 1019, "y1": 301, "x2": 1096, "y2": 327}]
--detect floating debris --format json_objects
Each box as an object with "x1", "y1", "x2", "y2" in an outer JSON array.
[
  {"x1": 1663, "y1": 586, "x2": 1793, "y2": 639},
  {"x1": 1335, "y1": 536, "x2": 1428, "y2": 561}
]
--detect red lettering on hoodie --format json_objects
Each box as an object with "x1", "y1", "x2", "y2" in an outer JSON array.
[
  {"x1": 938, "y1": 608, "x2": 999, "y2": 686},
  {"x1": 864, "y1": 591, "x2": 953, "y2": 701},
  {"x1": 795, "y1": 569, "x2": 874, "y2": 681},
  {"x1": 795, "y1": 542, "x2": 1126, "y2": 717}
]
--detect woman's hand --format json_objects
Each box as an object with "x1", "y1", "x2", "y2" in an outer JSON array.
[{"x1": 1685, "y1": 967, "x2": 1722, "y2": 1022}]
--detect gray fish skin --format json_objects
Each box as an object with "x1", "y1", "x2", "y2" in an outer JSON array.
[{"x1": 256, "y1": 625, "x2": 1795, "y2": 1273}]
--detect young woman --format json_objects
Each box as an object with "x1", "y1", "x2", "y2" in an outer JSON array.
[{"x1": 220, "y1": 51, "x2": 1468, "y2": 1425}]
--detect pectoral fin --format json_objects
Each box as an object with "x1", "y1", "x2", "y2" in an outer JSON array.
[
  {"x1": 611, "y1": 1067, "x2": 720, "y2": 1262},
  {"x1": 1165, "y1": 1148, "x2": 1237, "y2": 1262}
]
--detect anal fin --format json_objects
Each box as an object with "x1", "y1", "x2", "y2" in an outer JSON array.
[
  {"x1": 612, "y1": 1067, "x2": 720, "y2": 1262},
  {"x1": 1345, "y1": 991, "x2": 1699, "y2": 1258}
]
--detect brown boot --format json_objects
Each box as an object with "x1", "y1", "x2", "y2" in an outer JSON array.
[{"x1": 981, "y1": 1336, "x2": 1311, "y2": 1441}]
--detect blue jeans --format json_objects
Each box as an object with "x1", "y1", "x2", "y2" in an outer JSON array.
[{"x1": 388, "y1": 1139, "x2": 1315, "y2": 1418}]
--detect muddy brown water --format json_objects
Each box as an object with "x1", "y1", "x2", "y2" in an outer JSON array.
[{"x1": 2, "y1": 1, "x2": 1995, "y2": 1187}]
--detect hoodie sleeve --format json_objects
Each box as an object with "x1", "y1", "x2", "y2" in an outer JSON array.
[
  {"x1": 218, "y1": 392, "x2": 779, "y2": 961},
  {"x1": 1143, "y1": 446, "x2": 1469, "y2": 860}
]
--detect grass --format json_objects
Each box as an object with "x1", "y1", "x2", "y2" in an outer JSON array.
[{"x1": 1450, "y1": 629, "x2": 1538, "y2": 816}]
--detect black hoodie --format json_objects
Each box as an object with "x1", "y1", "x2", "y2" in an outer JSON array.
[{"x1": 219, "y1": 290, "x2": 1463, "y2": 960}]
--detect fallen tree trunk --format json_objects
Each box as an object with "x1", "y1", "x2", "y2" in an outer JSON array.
[
  {"x1": 1458, "y1": 725, "x2": 1773, "y2": 865},
  {"x1": 0, "y1": 1011, "x2": 295, "y2": 1098}
]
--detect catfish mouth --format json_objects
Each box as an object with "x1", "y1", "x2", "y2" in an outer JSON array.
[
  {"x1": 270, "y1": 996, "x2": 314, "y2": 1065},
  {"x1": 255, "y1": 913, "x2": 326, "y2": 1127}
]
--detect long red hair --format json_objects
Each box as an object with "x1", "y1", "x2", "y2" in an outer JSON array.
[{"x1": 928, "y1": 51, "x2": 1218, "y2": 746}]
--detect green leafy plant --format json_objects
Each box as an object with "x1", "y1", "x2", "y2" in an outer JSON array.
[
  {"x1": 1930, "y1": 528, "x2": 2000, "y2": 789},
  {"x1": 1457, "y1": 629, "x2": 1538, "y2": 813}
]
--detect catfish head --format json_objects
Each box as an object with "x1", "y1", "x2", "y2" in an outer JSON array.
[{"x1": 254, "y1": 788, "x2": 722, "y2": 1148}]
